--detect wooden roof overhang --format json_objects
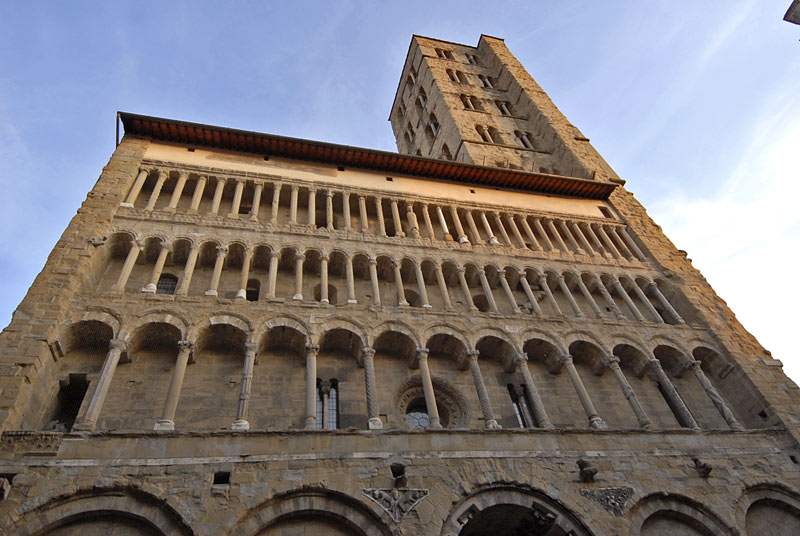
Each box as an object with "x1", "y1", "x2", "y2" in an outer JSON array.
[{"x1": 119, "y1": 112, "x2": 616, "y2": 200}]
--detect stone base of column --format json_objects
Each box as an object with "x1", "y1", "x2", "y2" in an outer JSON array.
[
  {"x1": 164, "y1": 207, "x2": 176, "y2": 213},
  {"x1": 443, "y1": 233, "x2": 453, "y2": 241},
  {"x1": 489, "y1": 237, "x2": 499, "y2": 245},
  {"x1": 293, "y1": 294, "x2": 303, "y2": 301},
  {"x1": 368, "y1": 417, "x2": 384, "y2": 430},
  {"x1": 320, "y1": 299, "x2": 329, "y2": 304},
  {"x1": 589, "y1": 416, "x2": 607, "y2": 429},
  {"x1": 304, "y1": 417, "x2": 316, "y2": 429},
  {"x1": 71, "y1": 419, "x2": 95, "y2": 432},
  {"x1": 231, "y1": 419, "x2": 250, "y2": 431},
  {"x1": 227, "y1": 213, "x2": 239, "y2": 219},
  {"x1": 347, "y1": 299, "x2": 358, "y2": 304},
  {"x1": 458, "y1": 235, "x2": 470, "y2": 244},
  {"x1": 154, "y1": 419, "x2": 175, "y2": 431},
  {"x1": 205, "y1": 290, "x2": 218, "y2": 296},
  {"x1": 399, "y1": 300, "x2": 409, "y2": 306},
  {"x1": 429, "y1": 421, "x2": 443, "y2": 430},
  {"x1": 235, "y1": 289, "x2": 246, "y2": 299},
  {"x1": 187, "y1": 208, "x2": 198, "y2": 214},
  {"x1": 120, "y1": 202, "x2": 134, "y2": 208},
  {"x1": 142, "y1": 284, "x2": 156, "y2": 293},
  {"x1": 486, "y1": 419, "x2": 501, "y2": 429},
  {"x1": 249, "y1": 215, "x2": 258, "y2": 221},
  {"x1": 423, "y1": 304, "x2": 433, "y2": 309}
]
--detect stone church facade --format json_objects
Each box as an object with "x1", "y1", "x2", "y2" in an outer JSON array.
[{"x1": 1, "y1": 34, "x2": 799, "y2": 535}]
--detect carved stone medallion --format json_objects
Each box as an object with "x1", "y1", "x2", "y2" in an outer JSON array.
[
  {"x1": 362, "y1": 488, "x2": 429, "y2": 522},
  {"x1": 580, "y1": 487, "x2": 634, "y2": 516}
]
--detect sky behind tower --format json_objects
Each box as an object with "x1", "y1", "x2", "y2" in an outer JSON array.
[{"x1": 1, "y1": 1, "x2": 799, "y2": 379}]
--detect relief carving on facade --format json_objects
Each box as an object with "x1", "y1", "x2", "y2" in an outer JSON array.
[
  {"x1": 579, "y1": 487, "x2": 634, "y2": 516},
  {"x1": 362, "y1": 487, "x2": 429, "y2": 522}
]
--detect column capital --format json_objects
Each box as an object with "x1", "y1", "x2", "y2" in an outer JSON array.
[
  {"x1": 683, "y1": 360, "x2": 698, "y2": 372},
  {"x1": 319, "y1": 380, "x2": 332, "y2": 396},
  {"x1": 131, "y1": 239, "x2": 145, "y2": 250},
  {"x1": 325, "y1": 189, "x2": 334, "y2": 198},
  {"x1": 157, "y1": 169, "x2": 170, "y2": 180},
  {"x1": 513, "y1": 352, "x2": 528, "y2": 365},
  {"x1": 466, "y1": 349, "x2": 480, "y2": 361},
  {"x1": 178, "y1": 170, "x2": 189, "y2": 180},
  {"x1": 368, "y1": 257, "x2": 378, "y2": 266},
  {"x1": 645, "y1": 280, "x2": 659, "y2": 290},
  {"x1": 308, "y1": 186, "x2": 318, "y2": 193},
  {"x1": 646, "y1": 358, "x2": 664, "y2": 372},
  {"x1": 416, "y1": 347, "x2": 430, "y2": 361},
  {"x1": 216, "y1": 245, "x2": 228, "y2": 255},
  {"x1": 269, "y1": 250, "x2": 281, "y2": 259},
  {"x1": 603, "y1": 355, "x2": 620, "y2": 367},
  {"x1": 109, "y1": 339, "x2": 127, "y2": 352},
  {"x1": 405, "y1": 203, "x2": 415, "y2": 212},
  {"x1": 305, "y1": 344, "x2": 320, "y2": 355},
  {"x1": 498, "y1": 269, "x2": 507, "y2": 277},
  {"x1": 361, "y1": 347, "x2": 376, "y2": 359},
  {"x1": 290, "y1": 184, "x2": 299, "y2": 191},
  {"x1": 319, "y1": 252, "x2": 330, "y2": 262},
  {"x1": 216, "y1": 176, "x2": 228, "y2": 185},
  {"x1": 295, "y1": 252, "x2": 306, "y2": 262},
  {"x1": 158, "y1": 242, "x2": 173, "y2": 253},
  {"x1": 177, "y1": 340, "x2": 193, "y2": 352},
  {"x1": 456, "y1": 265, "x2": 466, "y2": 275},
  {"x1": 244, "y1": 341, "x2": 258, "y2": 353},
  {"x1": 557, "y1": 354, "x2": 574, "y2": 367}
]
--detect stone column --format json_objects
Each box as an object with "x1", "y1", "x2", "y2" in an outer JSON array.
[
  {"x1": 580, "y1": 222, "x2": 607, "y2": 257},
  {"x1": 307, "y1": 188, "x2": 317, "y2": 226},
  {"x1": 232, "y1": 342, "x2": 258, "y2": 430},
  {"x1": 477, "y1": 268, "x2": 499, "y2": 313},
  {"x1": 270, "y1": 183, "x2": 282, "y2": 223},
  {"x1": 450, "y1": 207, "x2": 469, "y2": 243},
  {"x1": 537, "y1": 273, "x2": 563, "y2": 316},
  {"x1": 556, "y1": 274, "x2": 584, "y2": 318},
  {"x1": 570, "y1": 221, "x2": 595, "y2": 255},
  {"x1": 618, "y1": 227, "x2": 647, "y2": 260},
  {"x1": 647, "y1": 359, "x2": 699, "y2": 429},
  {"x1": 142, "y1": 243, "x2": 171, "y2": 293},
  {"x1": 289, "y1": 185, "x2": 299, "y2": 224},
  {"x1": 154, "y1": 340, "x2": 193, "y2": 431},
  {"x1": 392, "y1": 261, "x2": 408, "y2": 306},
  {"x1": 346, "y1": 255, "x2": 358, "y2": 304},
  {"x1": 647, "y1": 281, "x2": 684, "y2": 323},
  {"x1": 342, "y1": 192, "x2": 352, "y2": 231},
  {"x1": 514, "y1": 353, "x2": 553, "y2": 428},
  {"x1": 293, "y1": 252, "x2": 305, "y2": 300},
  {"x1": 235, "y1": 247, "x2": 254, "y2": 300},
  {"x1": 558, "y1": 219, "x2": 584, "y2": 254},
  {"x1": 362, "y1": 347, "x2": 383, "y2": 429},
  {"x1": 209, "y1": 177, "x2": 226, "y2": 215},
  {"x1": 320, "y1": 381, "x2": 331, "y2": 429},
  {"x1": 544, "y1": 218, "x2": 569, "y2": 253},
  {"x1": 688, "y1": 361, "x2": 743, "y2": 430},
  {"x1": 436, "y1": 206, "x2": 453, "y2": 240},
  {"x1": 505, "y1": 214, "x2": 525, "y2": 249},
  {"x1": 492, "y1": 213, "x2": 511, "y2": 246},
  {"x1": 165, "y1": 171, "x2": 189, "y2": 212},
  {"x1": 249, "y1": 182, "x2": 263, "y2": 221},
  {"x1": 465, "y1": 211, "x2": 482, "y2": 245},
  {"x1": 205, "y1": 246, "x2": 227, "y2": 296},
  {"x1": 405, "y1": 204, "x2": 420, "y2": 238},
  {"x1": 519, "y1": 277, "x2": 543, "y2": 315},
  {"x1": 520, "y1": 217, "x2": 542, "y2": 250},
  {"x1": 593, "y1": 274, "x2": 625, "y2": 320},
  {"x1": 479, "y1": 212, "x2": 499, "y2": 245},
  {"x1": 304, "y1": 344, "x2": 320, "y2": 429},
  {"x1": 606, "y1": 225, "x2": 634, "y2": 259},
  {"x1": 433, "y1": 261, "x2": 452, "y2": 310},
  {"x1": 266, "y1": 251, "x2": 280, "y2": 299},
  {"x1": 122, "y1": 168, "x2": 149, "y2": 207},
  {"x1": 611, "y1": 278, "x2": 645, "y2": 321},
  {"x1": 413, "y1": 261, "x2": 431, "y2": 308},
  {"x1": 421, "y1": 203, "x2": 435, "y2": 239},
  {"x1": 629, "y1": 281, "x2": 663, "y2": 322},
  {"x1": 532, "y1": 218, "x2": 553, "y2": 250},
  {"x1": 594, "y1": 224, "x2": 622, "y2": 258},
  {"x1": 325, "y1": 190, "x2": 334, "y2": 230},
  {"x1": 228, "y1": 179, "x2": 245, "y2": 218},
  {"x1": 559, "y1": 355, "x2": 606, "y2": 428},
  {"x1": 605, "y1": 355, "x2": 652, "y2": 428},
  {"x1": 368, "y1": 257, "x2": 380, "y2": 306},
  {"x1": 319, "y1": 253, "x2": 329, "y2": 304},
  {"x1": 375, "y1": 197, "x2": 387, "y2": 236},
  {"x1": 177, "y1": 244, "x2": 200, "y2": 296},
  {"x1": 574, "y1": 275, "x2": 604, "y2": 318},
  {"x1": 457, "y1": 266, "x2": 477, "y2": 310},
  {"x1": 416, "y1": 348, "x2": 442, "y2": 428},
  {"x1": 467, "y1": 351, "x2": 500, "y2": 429},
  {"x1": 112, "y1": 240, "x2": 143, "y2": 291},
  {"x1": 188, "y1": 176, "x2": 207, "y2": 214},
  {"x1": 498, "y1": 270, "x2": 520, "y2": 313},
  {"x1": 390, "y1": 200, "x2": 405, "y2": 237},
  {"x1": 144, "y1": 170, "x2": 168, "y2": 212},
  {"x1": 358, "y1": 195, "x2": 369, "y2": 233},
  {"x1": 72, "y1": 339, "x2": 126, "y2": 431}
]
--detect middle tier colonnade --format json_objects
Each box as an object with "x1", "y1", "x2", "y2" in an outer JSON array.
[
  {"x1": 61, "y1": 311, "x2": 743, "y2": 435},
  {"x1": 120, "y1": 166, "x2": 647, "y2": 264},
  {"x1": 103, "y1": 232, "x2": 686, "y2": 325}
]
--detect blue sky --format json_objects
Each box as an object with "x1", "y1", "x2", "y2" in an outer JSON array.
[{"x1": 1, "y1": 1, "x2": 799, "y2": 378}]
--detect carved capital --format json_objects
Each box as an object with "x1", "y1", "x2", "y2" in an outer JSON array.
[
  {"x1": 109, "y1": 339, "x2": 127, "y2": 352},
  {"x1": 244, "y1": 341, "x2": 258, "y2": 353},
  {"x1": 416, "y1": 347, "x2": 429, "y2": 361},
  {"x1": 177, "y1": 340, "x2": 193, "y2": 352},
  {"x1": 305, "y1": 344, "x2": 320, "y2": 355},
  {"x1": 361, "y1": 347, "x2": 376, "y2": 360}
]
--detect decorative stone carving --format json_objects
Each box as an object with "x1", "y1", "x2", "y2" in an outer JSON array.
[
  {"x1": 87, "y1": 235, "x2": 107, "y2": 246},
  {"x1": 580, "y1": 487, "x2": 634, "y2": 516},
  {"x1": 577, "y1": 459, "x2": 597, "y2": 482},
  {"x1": 693, "y1": 458, "x2": 712, "y2": 478},
  {"x1": 0, "y1": 431, "x2": 62, "y2": 454},
  {"x1": 362, "y1": 488, "x2": 428, "y2": 522}
]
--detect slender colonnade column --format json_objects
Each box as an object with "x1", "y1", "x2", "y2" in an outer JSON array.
[
  {"x1": 416, "y1": 348, "x2": 442, "y2": 428},
  {"x1": 605, "y1": 355, "x2": 652, "y2": 428},
  {"x1": 177, "y1": 244, "x2": 200, "y2": 296},
  {"x1": 266, "y1": 251, "x2": 280, "y2": 299},
  {"x1": 368, "y1": 258, "x2": 380, "y2": 306},
  {"x1": 293, "y1": 252, "x2": 305, "y2": 300},
  {"x1": 209, "y1": 177, "x2": 226, "y2": 215},
  {"x1": 519, "y1": 276, "x2": 543, "y2": 315},
  {"x1": 235, "y1": 247, "x2": 254, "y2": 300},
  {"x1": 457, "y1": 266, "x2": 476, "y2": 310},
  {"x1": 205, "y1": 246, "x2": 227, "y2": 296},
  {"x1": 112, "y1": 240, "x2": 143, "y2": 292},
  {"x1": 166, "y1": 171, "x2": 189, "y2": 212},
  {"x1": 537, "y1": 273, "x2": 563, "y2": 316},
  {"x1": 155, "y1": 340, "x2": 193, "y2": 431},
  {"x1": 250, "y1": 182, "x2": 263, "y2": 221},
  {"x1": 346, "y1": 255, "x2": 358, "y2": 304},
  {"x1": 304, "y1": 344, "x2": 320, "y2": 429},
  {"x1": 232, "y1": 342, "x2": 258, "y2": 430},
  {"x1": 122, "y1": 168, "x2": 150, "y2": 207},
  {"x1": 514, "y1": 353, "x2": 553, "y2": 428},
  {"x1": 361, "y1": 347, "x2": 383, "y2": 429},
  {"x1": 319, "y1": 253, "x2": 330, "y2": 304},
  {"x1": 467, "y1": 350, "x2": 500, "y2": 429},
  {"x1": 144, "y1": 170, "x2": 168, "y2": 212},
  {"x1": 498, "y1": 270, "x2": 520, "y2": 313},
  {"x1": 270, "y1": 183, "x2": 282, "y2": 223},
  {"x1": 188, "y1": 176, "x2": 207, "y2": 214},
  {"x1": 390, "y1": 200, "x2": 405, "y2": 237},
  {"x1": 647, "y1": 358, "x2": 699, "y2": 429},
  {"x1": 433, "y1": 261, "x2": 452, "y2": 310},
  {"x1": 687, "y1": 361, "x2": 743, "y2": 430},
  {"x1": 559, "y1": 355, "x2": 606, "y2": 428},
  {"x1": 393, "y1": 261, "x2": 408, "y2": 306},
  {"x1": 142, "y1": 243, "x2": 171, "y2": 293},
  {"x1": 413, "y1": 261, "x2": 431, "y2": 308},
  {"x1": 72, "y1": 339, "x2": 127, "y2": 431}
]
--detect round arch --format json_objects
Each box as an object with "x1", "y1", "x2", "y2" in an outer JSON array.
[
  {"x1": 628, "y1": 492, "x2": 733, "y2": 536},
  {"x1": 228, "y1": 487, "x2": 393, "y2": 536},
  {"x1": 440, "y1": 484, "x2": 593, "y2": 536},
  {"x1": 736, "y1": 483, "x2": 800, "y2": 535}
]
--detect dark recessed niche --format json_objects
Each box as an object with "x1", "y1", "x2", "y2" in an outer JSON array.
[
  {"x1": 263, "y1": 155, "x2": 270, "y2": 161},
  {"x1": 386, "y1": 177, "x2": 393, "y2": 182},
  {"x1": 213, "y1": 471, "x2": 231, "y2": 485},
  {"x1": 337, "y1": 165, "x2": 345, "y2": 171},
  {"x1": 469, "y1": 189, "x2": 475, "y2": 194},
  {"x1": 187, "y1": 148, "x2": 195, "y2": 152}
]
